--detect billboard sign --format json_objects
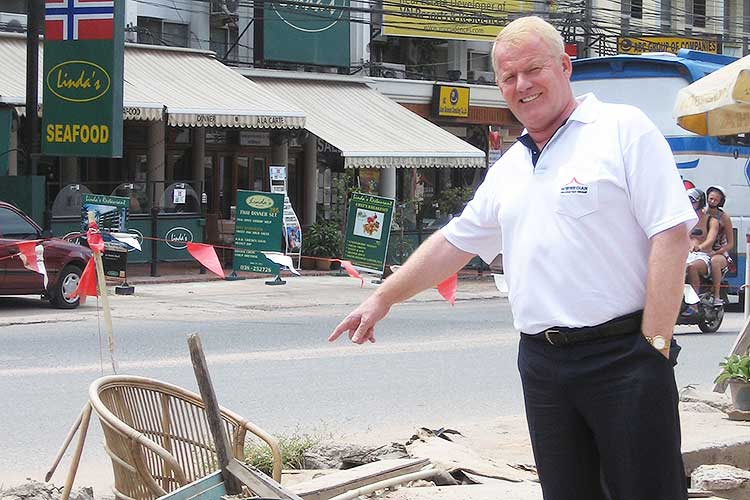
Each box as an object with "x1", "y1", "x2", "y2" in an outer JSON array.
[
  {"x1": 233, "y1": 190, "x2": 284, "y2": 274},
  {"x1": 262, "y1": 0, "x2": 350, "y2": 66},
  {"x1": 342, "y1": 192, "x2": 394, "y2": 274},
  {"x1": 383, "y1": 0, "x2": 539, "y2": 41},
  {"x1": 42, "y1": 0, "x2": 125, "y2": 157},
  {"x1": 617, "y1": 36, "x2": 719, "y2": 55}
]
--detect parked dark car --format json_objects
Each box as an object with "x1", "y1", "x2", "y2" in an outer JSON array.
[{"x1": 0, "y1": 201, "x2": 92, "y2": 308}]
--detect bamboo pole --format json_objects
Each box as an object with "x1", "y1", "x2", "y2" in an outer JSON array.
[
  {"x1": 60, "y1": 403, "x2": 93, "y2": 500},
  {"x1": 88, "y1": 211, "x2": 117, "y2": 373},
  {"x1": 45, "y1": 403, "x2": 89, "y2": 481}
]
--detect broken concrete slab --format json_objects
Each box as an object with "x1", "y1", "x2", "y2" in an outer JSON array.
[
  {"x1": 374, "y1": 482, "x2": 543, "y2": 500},
  {"x1": 691, "y1": 464, "x2": 750, "y2": 500},
  {"x1": 680, "y1": 409, "x2": 750, "y2": 475}
]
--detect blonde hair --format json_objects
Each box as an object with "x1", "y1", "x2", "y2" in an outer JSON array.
[{"x1": 492, "y1": 16, "x2": 565, "y2": 72}]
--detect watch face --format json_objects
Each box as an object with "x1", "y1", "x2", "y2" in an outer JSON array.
[{"x1": 652, "y1": 336, "x2": 667, "y2": 350}]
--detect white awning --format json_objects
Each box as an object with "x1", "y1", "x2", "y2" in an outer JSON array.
[
  {"x1": 0, "y1": 33, "x2": 306, "y2": 128},
  {"x1": 244, "y1": 71, "x2": 486, "y2": 169}
]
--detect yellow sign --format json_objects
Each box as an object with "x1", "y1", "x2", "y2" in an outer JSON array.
[
  {"x1": 45, "y1": 124, "x2": 110, "y2": 144},
  {"x1": 435, "y1": 85, "x2": 470, "y2": 118},
  {"x1": 383, "y1": 0, "x2": 537, "y2": 41},
  {"x1": 617, "y1": 37, "x2": 719, "y2": 55},
  {"x1": 46, "y1": 60, "x2": 111, "y2": 103}
]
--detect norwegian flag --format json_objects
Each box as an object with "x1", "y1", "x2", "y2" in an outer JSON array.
[
  {"x1": 45, "y1": 0, "x2": 114, "y2": 42},
  {"x1": 16, "y1": 241, "x2": 49, "y2": 288}
]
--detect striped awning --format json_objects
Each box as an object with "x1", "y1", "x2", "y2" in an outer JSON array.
[
  {"x1": 0, "y1": 32, "x2": 306, "y2": 128},
  {"x1": 245, "y1": 72, "x2": 486, "y2": 169}
]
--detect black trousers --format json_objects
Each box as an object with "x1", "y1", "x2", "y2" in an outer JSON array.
[{"x1": 518, "y1": 332, "x2": 688, "y2": 500}]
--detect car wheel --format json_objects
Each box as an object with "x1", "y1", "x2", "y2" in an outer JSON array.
[{"x1": 50, "y1": 264, "x2": 83, "y2": 309}]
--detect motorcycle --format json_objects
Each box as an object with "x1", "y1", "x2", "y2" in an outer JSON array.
[{"x1": 676, "y1": 281, "x2": 725, "y2": 333}]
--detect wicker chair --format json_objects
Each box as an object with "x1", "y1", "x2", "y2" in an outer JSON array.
[{"x1": 89, "y1": 375, "x2": 282, "y2": 500}]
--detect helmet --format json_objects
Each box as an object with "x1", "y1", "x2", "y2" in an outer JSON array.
[
  {"x1": 687, "y1": 188, "x2": 706, "y2": 209},
  {"x1": 706, "y1": 185, "x2": 727, "y2": 208}
]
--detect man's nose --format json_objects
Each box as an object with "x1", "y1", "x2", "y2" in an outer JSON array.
[{"x1": 516, "y1": 73, "x2": 532, "y2": 92}]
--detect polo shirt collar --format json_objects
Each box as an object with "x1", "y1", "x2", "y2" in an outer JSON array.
[{"x1": 518, "y1": 92, "x2": 600, "y2": 139}]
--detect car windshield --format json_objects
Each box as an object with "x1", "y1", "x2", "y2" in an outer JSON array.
[{"x1": 0, "y1": 206, "x2": 40, "y2": 239}]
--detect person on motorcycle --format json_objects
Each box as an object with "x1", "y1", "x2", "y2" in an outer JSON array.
[
  {"x1": 684, "y1": 188, "x2": 718, "y2": 314},
  {"x1": 705, "y1": 185, "x2": 734, "y2": 306}
]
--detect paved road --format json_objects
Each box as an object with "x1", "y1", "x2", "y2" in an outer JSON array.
[{"x1": 0, "y1": 277, "x2": 745, "y2": 495}]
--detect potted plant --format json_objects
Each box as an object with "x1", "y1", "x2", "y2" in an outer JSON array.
[
  {"x1": 714, "y1": 353, "x2": 750, "y2": 411},
  {"x1": 302, "y1": 221, "x2": 342, "y2": 270}
]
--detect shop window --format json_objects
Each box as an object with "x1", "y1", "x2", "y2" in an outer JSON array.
[
  {"x1": 136, "y1": 17, "x2": 188, "y2": 47},
  {"x1": 163, "y1": 21, "x2": 189, "y2": 48},
  {"x1": 210, "y1": 26, "x2": 238, "y2": 61},
  {"x1": 693, "y1": 0, "x2": 706, "y2": 28},
  {"x1": 51, "y1": 184, "x2": 93, "y2": 219},
  {"x1": 111, "y1": 182, "x2": 149, "y2": 215},
  {"x1": 160, "y1": 182, "x2": 200, "y2": 214},
  {"x1": 630, "y1": 0, "x2": 643, "y2": 19}
]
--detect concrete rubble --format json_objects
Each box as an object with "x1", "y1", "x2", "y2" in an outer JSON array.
[{"x1": 0, "y1": 482, "x2": 92, "y2": 500}]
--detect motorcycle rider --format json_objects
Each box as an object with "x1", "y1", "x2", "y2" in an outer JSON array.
[
  {"x1": 684, "y1": 188, "x2": 718, "y2": 315},
  {"x1": 705, "y1": 185, "x2": 734, "y2": 306}
]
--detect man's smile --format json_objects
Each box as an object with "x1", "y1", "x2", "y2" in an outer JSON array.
[{"x1": 520, "y1": 93, "x2": 541, "y2": 103}]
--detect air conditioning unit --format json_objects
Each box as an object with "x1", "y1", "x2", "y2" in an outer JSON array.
[
  {"x1": 469, "y1": 70, "x2": 495, "y2": 85},
  {"x1": 211, "y1": 0, "x2": 239, "y2": 26},
  {"x1": 0, "y1": 12, "x2": 27, "y2": 33},
  {"x1": 380, "y1": 63, "x2": 407, "y2": 79}
]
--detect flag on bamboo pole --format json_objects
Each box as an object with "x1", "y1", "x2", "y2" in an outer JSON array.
[
  {"x1": 67, "y1": 258, "x2": 98, "y2": 299},
  {"x1": 437, "y1": 273, "x2": 457, "y2": 306},
  {"x1": 186, "y1": 242, "x2": 224, "y2": 278},
  {"x1": 16, "y1": 241, "x2": 48, "y2": 287}
]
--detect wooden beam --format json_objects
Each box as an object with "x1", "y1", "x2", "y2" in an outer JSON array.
[
  {"x1": 226, "y1": 458, "x2": 305, "y2": 500},
  {"x1": 187, "y1": 334, "x2": 243, "y2": 495}
]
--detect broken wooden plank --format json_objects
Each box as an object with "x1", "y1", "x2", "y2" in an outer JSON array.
[
  {"x1": 187, "y1": 334, "x2": 244, "y2": 495},
  {"x1": 226, "y1": 458, "x2": 305, "y2": 500},
  {"x1": 158, "y1": 471, "x2": 226, "y2": 500},
  {"x1": 289, "y1": 458, "x2": 429, "y2": 500}
]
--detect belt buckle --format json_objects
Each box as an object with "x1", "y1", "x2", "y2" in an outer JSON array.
[{"x1": 544, "y1": 329, "x2": 560, "y2": 345}]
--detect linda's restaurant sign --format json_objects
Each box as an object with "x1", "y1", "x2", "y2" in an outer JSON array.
[
  {"x1": 42, "y1": 0, "x2": 125, "y2": 157},
  {"x1": 433, "y1": 85, "x2": 470, "y2": 118},
  {"x1": 261, "y1": 0, "x2": 350, "y2": 67}
]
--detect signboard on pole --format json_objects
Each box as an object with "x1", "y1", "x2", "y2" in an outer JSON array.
[
  {"x1": 342, "y1": 192, "x2": 394, "y2": 274},
  {"x1": 233, "y1": 190, "x2": 284, "y2": 274},
  {"x1": 269, "y1": 165, "x2": 303, "y2": 263},
  {"x1": 80, "y1": 193, "x2": 129, "y2": 278},
  {"x1": 42, "y1": 0, "x2": 125, "y2": 157}
]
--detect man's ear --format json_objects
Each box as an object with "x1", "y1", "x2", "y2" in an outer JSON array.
[{"x1": 561, "y1": 53, "x2": 572, "y2": 78}]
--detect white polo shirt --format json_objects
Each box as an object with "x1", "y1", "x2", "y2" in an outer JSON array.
[{"x1": 442, "y1": 94, "x2": 697, "y2": 333}]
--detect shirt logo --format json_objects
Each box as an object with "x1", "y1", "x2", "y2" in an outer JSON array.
[{"x1": 560, "y1": 177, "x2": 589, "y2": 195}]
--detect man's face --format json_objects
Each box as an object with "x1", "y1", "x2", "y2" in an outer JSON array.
[
  {"x1": 493, "y1": 37, "x2": 574, "y2": 136},
  {"x1": 707, "y1": 190, "x2": 723, "y2": 208}
]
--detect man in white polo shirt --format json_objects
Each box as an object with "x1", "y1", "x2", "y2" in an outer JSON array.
[{"x1": 329, "y1": 16, "x2": 696, "y2": 500}]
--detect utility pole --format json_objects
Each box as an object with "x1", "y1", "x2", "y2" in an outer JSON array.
[
  {"x1": 25, "y1": 0, "x2": 42, "y2": 175},
  {"x1": 583, "y1": 0, "x2": 592, "y2": 58}
]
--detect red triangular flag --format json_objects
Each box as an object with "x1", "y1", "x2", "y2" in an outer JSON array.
[
  {"x1": 68, "y1": 258, "x2": 98, "y2": 299},
  {"x1": 437, "y1": 273, "x2": 457, "y2": 306},
  {"x1": 87, "y1": 221, "x2": 104, "y2": 254},
  {"x1": 186, "y1": 242, "x2": 224, "y2": 278},
  {"x1": 337, "y1": 260, "x2": 364, "y2": 287},
  {"x1": 17, "y1": 241, "x2": 48, "y2": 287}
]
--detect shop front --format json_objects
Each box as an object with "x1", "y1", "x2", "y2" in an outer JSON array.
[
  {"x1": 0, "y1": 33, "x2": 305, "y2": 265},
  {"x1": 241, "y1": 69, "x2": 487, "y2": 229}
]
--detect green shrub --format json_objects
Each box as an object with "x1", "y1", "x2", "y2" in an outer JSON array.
[
  {"x1": 244, "y1": 431, "x2": 320, "y2": 476},
  {"x1": 714, "y1": 353, "x2": 750, "y2": 384}
]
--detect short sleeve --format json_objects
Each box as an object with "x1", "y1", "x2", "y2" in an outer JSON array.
[
  {"x1": 621, "y1": 114, "x2": 697, "y2": 237},
  {"x1": 441, "y1": 166, "x2": 503, "y2": 264}
]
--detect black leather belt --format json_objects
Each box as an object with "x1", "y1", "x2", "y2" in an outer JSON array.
[{"x1": 524, "y1": 310, "x2": 643, "y2": 346}]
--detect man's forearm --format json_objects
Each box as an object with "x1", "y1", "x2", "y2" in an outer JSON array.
[
  {"x1": 642, "y1": 225, "x2": 690, "y2": 339},
  {"x1": 373, "y1": 231, "x2": 475, "y2": 307}
]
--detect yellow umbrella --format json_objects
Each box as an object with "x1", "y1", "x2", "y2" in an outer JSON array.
[{"x1": 674, "y1": 53, "x2": 750, "y2": 135}]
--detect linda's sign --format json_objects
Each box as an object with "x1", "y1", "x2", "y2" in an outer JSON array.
[{"x1": 42, "y1": 0, "x2": 124, "y2": 158}]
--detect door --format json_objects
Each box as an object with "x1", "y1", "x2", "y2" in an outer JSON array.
[{"x1": 0, "y1": 204, "x2": 44, "y2": 293}]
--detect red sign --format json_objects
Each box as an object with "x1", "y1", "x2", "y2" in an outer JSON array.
[
  {"x1": 564, "y1": 43, "x2": 577, "y2": 58},
  {"x1": 45, "y1": 0, "x2": 114, "y2": 41}
]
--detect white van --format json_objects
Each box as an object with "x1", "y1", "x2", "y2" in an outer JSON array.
[{"x1": 571, "y1": 50, "x2": 749, "y2": 304}]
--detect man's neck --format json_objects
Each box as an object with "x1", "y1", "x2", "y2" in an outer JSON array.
[{"x1": 527, "y1": 100, "x2": 579, "y2": 150}]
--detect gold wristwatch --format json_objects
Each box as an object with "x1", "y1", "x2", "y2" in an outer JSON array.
[{"x1": 645, "y1": 335, "x2": 669, "y2": 351}]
